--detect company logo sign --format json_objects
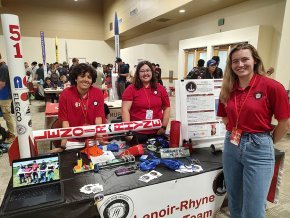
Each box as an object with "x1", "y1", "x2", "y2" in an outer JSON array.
[
  {"x1": 186, "y1": 82, "x2": 197, "y2": 92},
  {"x1": 17, "y1": 125, "x2": 26, "y2": 135},
  {"x1": 14, "y1": 76, "x2": 28, "y2": 89},
  {"x1": 100, "y1": 194, "x2": 134, "y2": 218}
]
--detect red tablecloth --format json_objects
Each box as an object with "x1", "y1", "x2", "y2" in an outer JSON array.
[{"x1": 45, "y1": 103, "x2": 59, "y2": 116}]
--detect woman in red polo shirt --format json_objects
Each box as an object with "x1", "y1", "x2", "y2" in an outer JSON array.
[
  {"x1": 122, "y1": 61, "x2": 170, "y2": 145},
  {"x1": 58, "y1": 63, "x2": 105, "y2": 150},
  {"x1": 218, "y1": 43, "x2": 290, "y2": 218}
]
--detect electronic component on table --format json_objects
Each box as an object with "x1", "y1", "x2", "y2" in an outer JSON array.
[
  {"x1": 160, "y1": 147, "x2": 190, "y2": 158},
  {"x1": 115, "y1": 166, "x2": 137, "y2": 176}
]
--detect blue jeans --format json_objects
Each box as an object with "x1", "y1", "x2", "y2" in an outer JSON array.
[{"x1": 223, "y1": 131, "x2": 274, "y2": 218}]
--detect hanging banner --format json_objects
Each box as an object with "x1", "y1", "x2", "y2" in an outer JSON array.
[
  {"x1": 114, "y1": 11, "x2": 120, "y2": 59},
  {"x1": 65, "y1": 40, "x2": 69, "y2": 64},
  {"x1": 55, "y1": 36, "x2": 59, "y2": 63},
  {"x1": 1, "y1": 14, "x2": 33, "y2": 158},
  {"x1": 40, "y1": 31, "x2": 48, "y2": 78}
]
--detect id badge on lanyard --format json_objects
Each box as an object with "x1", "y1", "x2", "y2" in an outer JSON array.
[
  {"x1": 146, "y1": 110, "x2": 153, "y2": 119},
  {"x1": 230, "y1": 75, "x2": 257, "y2": 146},
  {"x1": 230, "y1": 127, "x2": 242, "y2": 146}
]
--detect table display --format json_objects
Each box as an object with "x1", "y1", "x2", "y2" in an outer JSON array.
[{"x1": 0, "y1": 148, "x2": 226, "y2": 218}]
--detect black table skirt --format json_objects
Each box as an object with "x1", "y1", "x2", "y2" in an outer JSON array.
[{"x1": 0, "y1": 147, "x2": 225, "y2": 218}]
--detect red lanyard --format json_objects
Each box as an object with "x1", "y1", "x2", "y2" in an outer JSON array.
[
  {"x1": 143, "y1": 87, "x2": 151, "y2": 109},
  {"x1": 80, "y1": 92, "x2": 89, "y2": 124},
  {"x1": 234, "y1": 75, "x2": 256, "y2": 128}
]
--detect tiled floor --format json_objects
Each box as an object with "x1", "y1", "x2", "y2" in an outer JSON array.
[{"x1": 0, "y1": 98, "x2": 290, "y2": 217}]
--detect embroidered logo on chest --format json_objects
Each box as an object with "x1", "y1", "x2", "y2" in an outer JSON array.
[
  {"x1": 153, "y1": 90, "x2": 158, "y2": 95},
  {"x1": 254, "y1": 92, "x2": 263, "y2": 100},
  {"x1": 93, "y1": 101, "x2": 98, "y2": 106},
  {"x1": 75, "y1": 102, "x2": 81, "y2": 107}
]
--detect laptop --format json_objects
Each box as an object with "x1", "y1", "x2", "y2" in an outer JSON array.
[{"x1": 3, "y1": 153, "x2": 64, "y2": 213}]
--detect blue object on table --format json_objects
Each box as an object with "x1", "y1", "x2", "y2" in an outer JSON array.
[{"x1": 107, "y1": 143, "x2": 119, "y2": 152}]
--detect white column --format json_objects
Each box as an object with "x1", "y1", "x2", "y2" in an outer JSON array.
[{"x1": 275, "y1": 0, "x2": 290, "y2": 89}]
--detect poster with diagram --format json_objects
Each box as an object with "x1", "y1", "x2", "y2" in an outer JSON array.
[{"x1": 176, "y1": 79, "x2": 225, "y2": 148}]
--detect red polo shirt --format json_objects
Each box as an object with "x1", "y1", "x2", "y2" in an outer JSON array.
[
  {"x1": 217, "y1": 74, "x2": 289, "y2": 133},
  {"x1": 122, "y1": 83, "x2": 170, "y2": 134},
  {"x1": 58, "y1": 86, "x2": 105, "y2": 127}
]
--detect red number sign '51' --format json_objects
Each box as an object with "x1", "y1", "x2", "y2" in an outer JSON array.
[{"x1": 9, "y1": 24, "x2": 23, "y2": 58}]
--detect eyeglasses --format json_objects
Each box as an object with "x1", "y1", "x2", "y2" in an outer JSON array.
[{"x1": 140, "y1": 69, "x2": 152, "y2": 73}]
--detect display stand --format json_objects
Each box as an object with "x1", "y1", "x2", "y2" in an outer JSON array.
[{"x1": 175, "y1": 79, "x2": 225, "y2": 148}]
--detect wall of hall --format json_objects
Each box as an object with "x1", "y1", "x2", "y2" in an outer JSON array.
[
  {"x1": 0, "y1": 35, "x2": 115, "y2": 65},
  {"x1": 103, "y1": 0, "x2": 191, "y2": 39},
  {"x1": 0, "y1": 0, "x2": 117, "y2": 65},
  {"x1": 0, "y1": 0, "x2": 104, "y2": 40},
  {"x1": 122, "y1": 0, "x2": 286, "y2": 80}
]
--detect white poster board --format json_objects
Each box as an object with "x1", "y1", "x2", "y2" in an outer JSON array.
[
  {"x1": 176, "y1": 79, "x2": 225, "y2": 148},
  {"x1": 97, "y1": 169, "x2": 226, "y2": 218}
]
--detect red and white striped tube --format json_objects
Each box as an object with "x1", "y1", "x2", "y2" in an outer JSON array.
[{"x1": 33, "y1": 119, "x2": 162, "y2": 142}]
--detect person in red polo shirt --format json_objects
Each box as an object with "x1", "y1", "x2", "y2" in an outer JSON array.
[
  {"x1": 217, "y1": 43, "x2": 290, "y2": 218},
  {"x1": 58, "y1": 63, "x2": 105, "y2": 150},
  {"x1": 122, "y1": 60, "x2": 170, "y2": 145}
]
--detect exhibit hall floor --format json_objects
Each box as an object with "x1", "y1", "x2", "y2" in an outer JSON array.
[{"x1": 0, "y1": 98, "x2": 289, "y2": 217}]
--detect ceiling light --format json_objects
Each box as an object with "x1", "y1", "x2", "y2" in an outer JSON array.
[
  {"x1": 74, "y1": 0, "x2": 78, "y2": 2},
  {"x1": 179, "y1": 9, "x2": 186, "y2": 13}
]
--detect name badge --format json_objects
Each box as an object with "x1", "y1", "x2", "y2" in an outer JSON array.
[
  {"x1": 230, "y1": 127, "x2": 242, "y2": 146},
  {"x1": 146, "y1": 110, "x2": 153, "y2": 119}
]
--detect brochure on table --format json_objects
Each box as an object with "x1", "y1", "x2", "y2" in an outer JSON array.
[{"x1": 175, "y1": 79, "x2": 226, "y2": 148}]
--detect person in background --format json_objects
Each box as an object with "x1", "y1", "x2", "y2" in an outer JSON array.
[
  {"x1": 43, "y1": 77, "x2": 58, "y2": 103},
  {"x1": 212, "y1": 55, "x2": 223, "y2": 78},
  {"x1": 35, "y1": 63, "x2": 44, "y2": 82},
  {"x1": 115, "y1": 58, "x2": 129, "y2": 99},
  {"x1": 122, "y1": 60, "x2": 170, "y2": 145},
  {"x1": 58, "y1": 63, "x2": 105, "y2": 150},
  {"x1": 50, "y1": 62, "x2": 60, "y2": 87},
  {"x1": 31, "y1": 61, "x2": 38, "y2": 81},
  {"x1": 0, "y1": 54, "x2": 16, "y2": 143},
  {"x1": 202, "y1": 59, "x2": 223, "y2": 79},
  {"x1": 155, "y1": 64, "x2": 163, "y2": 85},
  {"x1": 24, "y1": 62, "x2": 31, "y2": 75},
  {"x1": 62, "y1": 62, "x2": 69, "y2": 77},
  {"x1": 69, "y1": 58, "x2": 79, "y2": 74},
  {"x1": 92, "y1": 61, "x2": 105, "y2": 89},
  {"x1": 104, "y1": 64, "x2": 112, "y2": 89},
  {"x1": 217, "y1": 43, "x2": 290, "y2": 218},
  {"x1": 58, "y1": 74, "x2": 69, "y2": 89},
  {"x1": 125, "y1": 64, "x2": 133, "y2": 88},
  {"x1": 186, "y1": 59, "x2": 206, "y2": 79}
]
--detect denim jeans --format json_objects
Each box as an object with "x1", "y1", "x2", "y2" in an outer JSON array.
[{"x1": 223, "y1": 131, "x2": 274, "y2": 218}]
